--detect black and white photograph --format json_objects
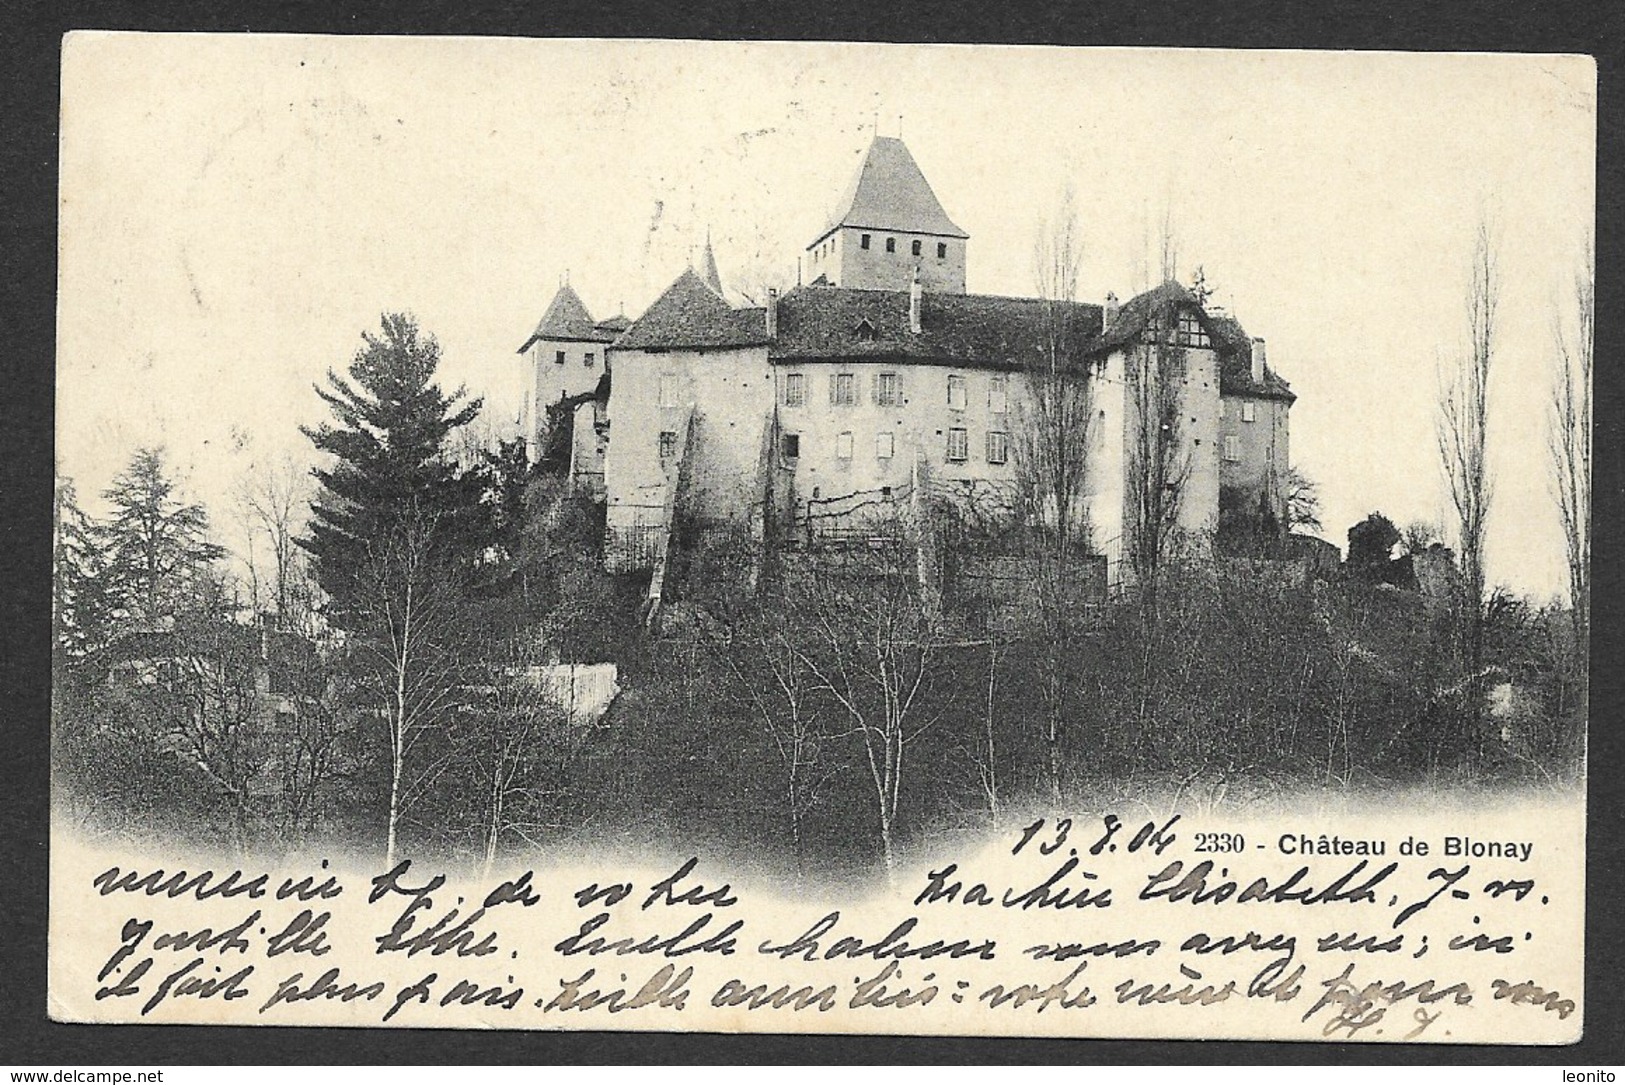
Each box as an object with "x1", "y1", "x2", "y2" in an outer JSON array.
[{"x1": 47, "y1": 37, "x2": 1594, "y2": 1041}]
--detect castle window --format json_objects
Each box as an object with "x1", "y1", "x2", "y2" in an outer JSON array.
[
  {"x1": 584, "y1": 352, "x2": 595, "y2": 368},
  {"x1": 876, "y1": 431, "x2": 895, "y2": 459},
  {"x1": 783, "y1": 372, "x2": 806, "y2": 407},
  {"x1": 885, "y1": 237, "x2": 896, "y2": 253},
  {"x1": 986, "y1": 430, "x2": 1009, "y2": 465},
  {"x1": 782, "y1": 433, "x2": 801, "y2": 460},
  {"x1": 937, "y1": 242, "x2": 947, "y2": 259},
  {"x1": 555, "y1": 350, "x2": 566, "y2": 366},
  {"x1": 989, "y1": 374, "x2": 1008, "y2": 414},
  {"x1": 1223, "y1": 435, "x2": 1241, "y2": 462},
  {"x1": 659, "y1": 431, "x2": 678, "y2": 459},
  {"x1": 836, "y1": 431, "x2": 854, "y2": 460},
  {"x1": 659, "y1": 373, "x2": 678, "y2": 408},
  {"x1": 861, "y1": 233, "x2": 871, "y2": 250},
  {"x1": 912, "y1": 239, "x2": 922, "y2": 257},
  {"x1": 946, "y1": 428, "x2": 969, "y2": 462},
  {"x1": 1242, "y1": 400, "x2": 1256, "y2": 423},
  {"x1": 831, "y1": 372, "x2": 857, "y2": 407},
  {"x1": 876, "y1": 371, "x2": 902, "y2": 407},
  {"x1": 947, "y1": 374, "x2": 967, "y2": 411},
  {"x1": 1175, "y1": 311, "x2": 1210, "y2": 348}
]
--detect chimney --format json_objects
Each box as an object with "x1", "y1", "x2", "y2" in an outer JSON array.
[
  {"x1": 909, "y1": 266, "x2": 923, "y2": 334},
  {"x1": 1104, "y1": 292, "x2": 1120, "y2": 329},
  {"x1": 1250, "y1": 337, "x2": 1266, "y2": 383},
  {"x1": 766, "y1": 288, "x2": 778, "y2": 339}
]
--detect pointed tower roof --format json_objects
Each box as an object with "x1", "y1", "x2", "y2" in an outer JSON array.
[
  {"x1": 817, "y1": 136, "x2": 968, "y2": 244},
  {"x1": 613, "y1": 268, "x2": 768, "y2": 352},
  {"x1": 518, "y1": 282, "x2": 619, "y2": 352},
  {"x1": 697, "y1": 234, "x2": 724, "y2": 297}
]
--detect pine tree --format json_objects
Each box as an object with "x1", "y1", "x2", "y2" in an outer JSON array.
[
  {"x1": 97, "y1": 448, "x2": 227, "y2": 630},
  {"x1": 299, "y1": 313, "x2": 485, "y2": 628}
]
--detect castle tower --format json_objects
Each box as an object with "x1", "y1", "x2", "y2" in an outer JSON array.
[
  {"x1": 516, "y1": 282, "x2": 625, "y2": 461},
  {"x1": 803, "y1": 136, "x2": 968, "y2": 294}
]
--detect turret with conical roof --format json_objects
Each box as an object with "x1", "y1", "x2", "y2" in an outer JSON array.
[
  {"x1": 696, "y1": 233, "x2": 724, "y2": 297},
  {"x1": 804, "y1": 135, "x2": 968, "y2": 294},
  {"x1": 516, "y1": 281, "x2": 624, "y2": 462}
]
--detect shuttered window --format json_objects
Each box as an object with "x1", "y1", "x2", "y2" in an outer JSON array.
[{"x1": 986, "y1": 430, "x2": 1009, "y2": 465}]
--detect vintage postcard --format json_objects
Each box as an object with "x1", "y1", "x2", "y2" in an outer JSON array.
[{"x1": 50, "y1": 36, "x2": 1594, "y2": 1042}]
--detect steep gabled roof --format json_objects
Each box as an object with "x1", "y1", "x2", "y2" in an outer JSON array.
[
  {"x1": 518, "y1": 283, "x2": 622, "y2": 352},
  {"x1": 1094, "y1": 282, "x2": 1296, "y2": 402},
  {"x1": 1090, "y1": 280, "x2": 1197, "y2": 353},
  {"x1": 771, "y1": 286, "x2": 1102, "y2": 370},
  {"x1": 815, "y1": 136, "x2": 968, "y2": 245},
  {"x1": 612, "y1": 268, "x2": 770, "y2": 352}
]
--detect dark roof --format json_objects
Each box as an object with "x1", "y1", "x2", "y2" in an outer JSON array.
[
  {"x1": 1091, "y1": 282, "x2": 1295, "y2": 402},
  {"x1": 1091, "y1": 280, "x2": 1196, "y2": 353},
  {"x1": 770, "y1": 281, "x2": 1294, "y2": 398},
  {"x1": 814, "y1": 136, "x2": 967, "y2": 245},
  {"x1": 771, "y1": 285, "x2": 1103, "y2": 370},
  {"x1": 611, "y1": 268, "x2": 770, "y2": 352},
  {"x1": 1220, "y1": 354, "x2": 1296, "y2": 402},
  {"x1": 1207, "y1": 311, "x2": 1296, "y2": 402},
  {"x1": 595, "y1": 314, "x2": 631, "y2": 334},
  {"x1": 518, "y1": 284, "x2": 621, "y2": 352}
]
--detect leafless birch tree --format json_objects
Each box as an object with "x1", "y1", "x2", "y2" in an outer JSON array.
[
  {"x1": 470, "y1": 654, "x2": 573, "y2": 875},
  {"x1": 701, "y1": 575, "x2": 835, "y2": 876},
  {"x1": 348, "y1": 509, "x2": 473, "y2": 867},
  {"x1": 786, "y1": 553, "x2": 939, "y2": 877}
]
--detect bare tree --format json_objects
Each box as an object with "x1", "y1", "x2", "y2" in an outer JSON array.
[
  {"x1": 1437, "y1": 216, "x2": 1499, "y2": 681},
  {"x1": 236, "y1": 454, "x2": 315, "y2": 630},
  {"x1": 347, "y1": 509, "x2": 474, "y2": 867},
  {"x1": 1401, "y1": 519, "x2": 1440, "y2": 556},
  {"x1": 1019, "y1": 185, "x2": 1095, "y2": 558},
  {"x1": 121, "y1": 576, "x2": 270, "y2": 854},
  {"x1": 701, "y1": 573, "x2": 835, "y2": 876},
  {"x1": 1286, "y1": 467, "x2": 1324, "y2": 535},
  {"x1": 785, "y1": 550, "x2": 940, "y2": 876},
  {"x1": 469, "y1": 649, "x2": 574, "y2": 875},
  {"x1": 1125, "y1": 305, "x2": 1194, "y2": 591},
  {"x1": 1012, "y1": 186, "x2": 1097, "y2": 806},
  {"x1": 1548, "y1": 235, "x2": 1592, "y2": 654}
]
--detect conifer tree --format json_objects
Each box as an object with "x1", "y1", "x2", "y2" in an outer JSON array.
[
  {"x1": 299, "y1": 313, "x2": 484, "y2": 628},
  {"x1": 97, "y1": 448, "x2": 227, "y2": 629},
  {"x1": 53, "y1": 475, "x2": 120, "y2": 658}
]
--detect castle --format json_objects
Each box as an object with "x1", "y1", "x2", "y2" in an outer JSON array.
[{"x1": 508, "y1": 135, "x2": 1295, "y2": 588}]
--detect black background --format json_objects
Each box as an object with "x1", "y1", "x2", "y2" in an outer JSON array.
[{"x1": 3, "y1": 0, "x2": 1621, "y2": 1065}]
